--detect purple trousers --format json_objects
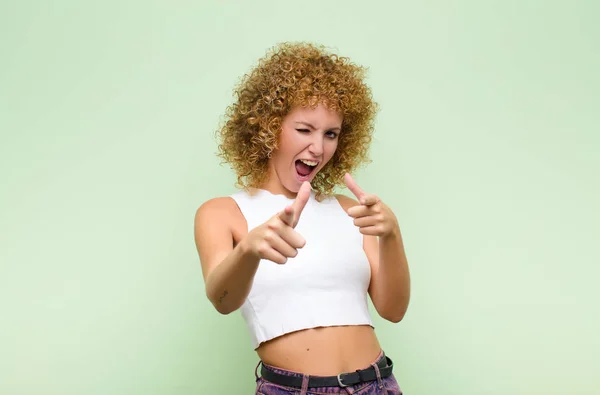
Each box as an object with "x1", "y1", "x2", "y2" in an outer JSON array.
[{"x1": 254, "y1": 352, "x2": 403, "y2": 395}]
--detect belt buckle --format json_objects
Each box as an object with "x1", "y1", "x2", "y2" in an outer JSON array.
[{"x1": 337, "y1": 373, "x2": 349, "y2": 388}]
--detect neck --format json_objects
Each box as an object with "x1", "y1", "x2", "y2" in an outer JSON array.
[{"x1": 260, "y1": 166, "x2": 299, "y2": 199}]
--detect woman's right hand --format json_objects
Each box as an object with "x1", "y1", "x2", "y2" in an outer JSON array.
[{"x1": 244, "y1": 182, "x2": 311, "y2": 264}]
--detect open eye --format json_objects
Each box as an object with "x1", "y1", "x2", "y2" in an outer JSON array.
[{"x1": 326, "y1": 131, "x2": 339, "y2": 139}]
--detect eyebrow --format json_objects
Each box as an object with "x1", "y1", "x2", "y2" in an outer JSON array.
[{"x1": 295, "y1": 121, "x2": 341, "y2": 131}]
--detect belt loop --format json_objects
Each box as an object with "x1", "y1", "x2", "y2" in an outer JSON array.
[
  {"x1": 300, "y1": 373, "x2": 309, "y2": 395},
  {"x1": 254, "y1": 360, "x2": 262, "y2": 382},
  {"x1": 370, "y1": 361, "x2": 384, "y2": 389}
]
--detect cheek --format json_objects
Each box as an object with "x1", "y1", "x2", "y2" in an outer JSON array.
[
  {"x1": 278, "y1": 130, "x2": 301, "y2": 154},
  {"x1": 272, "y1": 136, "x2": 292, "y2": 160},
  {"x1": 325, "y1": 140, "x2": 339, "y2": 159}
]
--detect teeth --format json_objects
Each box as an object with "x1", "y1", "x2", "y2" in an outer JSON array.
[{"x1": 300, "y1": 159, "x2": 318, "y2": 167}]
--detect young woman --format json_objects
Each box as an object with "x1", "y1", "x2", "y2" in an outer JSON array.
[{"x1": 194, "y1": 42, "x2": 410, "y2": 394}]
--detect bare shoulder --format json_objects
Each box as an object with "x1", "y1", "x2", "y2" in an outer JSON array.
[
  {"x1": 195, "y1": 196, "x2": 239, "y2": 220},
  {"x1": 334, "y1": 193, "x2": 360, "y2": 213},
  {"x1": 194, "y1": 196, "x2": 246, "y2": 234}
]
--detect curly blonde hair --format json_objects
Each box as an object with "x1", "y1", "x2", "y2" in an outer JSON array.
[{"x1": 216, "y1": 42, "x2": 378, "y2": 197}]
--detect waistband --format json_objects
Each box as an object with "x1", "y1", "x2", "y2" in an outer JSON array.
[{"x1": 257, "y1": 351, "x2": 393, "y2": 388}]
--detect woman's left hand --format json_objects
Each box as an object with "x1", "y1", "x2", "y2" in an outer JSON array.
[{"x1": 344, "y1": 173, "x2": 399, "y2": 237}]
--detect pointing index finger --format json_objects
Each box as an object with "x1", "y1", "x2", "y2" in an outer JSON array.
[
  {"x1": 291, "y1": 182, "x2": 311, "y2": 225},
  {"x1": 344, "y1": 173, "x2": 366, "y2": 203}
]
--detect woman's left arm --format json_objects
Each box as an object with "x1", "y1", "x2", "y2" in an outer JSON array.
[
  {"x1": 339, "y1": 173, "x2": 411, "y2": 323},
  {"x1": 365, "y1": 222, "x2": 410, "y2": 323}
]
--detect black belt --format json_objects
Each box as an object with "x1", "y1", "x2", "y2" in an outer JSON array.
[{"x1": 260, "y1": 356, "x2": 394, "y2": 388}]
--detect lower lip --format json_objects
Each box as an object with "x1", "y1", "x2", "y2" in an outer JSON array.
[
  {"x1": 296, "y1": 172, "x2": 312, "y2": 182},
  {"x1": 295, "y1": 166, "x2": 317, "y2": 182}
]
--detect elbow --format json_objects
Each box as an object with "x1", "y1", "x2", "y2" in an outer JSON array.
[
  {"x1": 206, "y1": 288, "x2": 236, "y2": 315},
  {"x1": 385, "y1": 311, "x2": 406, "y2": 323},
  {"x1": 214, "y1": 304, "x2": 234, "y2": 315},
  {"x1": 210, "y1": 297, "x2": 238, "y2": 315},
  {"x1": 379, "y1": 303, "x2": 409, "y2": 323},
  {"x1": 210, "y1": 297, "x2": 244, "y2": 315},
  {"x1": 210, "y1": 297, "x2": 228, "y2": 314}
]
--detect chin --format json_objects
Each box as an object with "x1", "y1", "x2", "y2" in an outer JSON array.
[{"x1": 285, "y1": 180, "x2": 302, "y2": 193}]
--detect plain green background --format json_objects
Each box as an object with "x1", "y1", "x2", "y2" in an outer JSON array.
[{"x1": 1, "y1": 1, "x2": 598, "y2": 394}]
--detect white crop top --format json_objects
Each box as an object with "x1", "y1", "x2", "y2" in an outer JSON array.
[{"x1": 230, "y1": 188, "x2": 373, "y2": 349}]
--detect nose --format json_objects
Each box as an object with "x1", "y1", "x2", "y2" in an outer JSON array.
[{"x1": 308, "y1": 135, "x2": 324, "y2": 157}]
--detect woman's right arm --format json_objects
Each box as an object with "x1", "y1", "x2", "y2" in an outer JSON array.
[
  {"x1": 194, "y1": 198, "x2": 260, "y2": 314},
  {"x1": 194, "y1": 183, "x2": 310, "y2": 314}
]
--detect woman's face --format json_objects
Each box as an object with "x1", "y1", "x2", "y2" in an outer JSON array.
[{"x1": 263, "y1": 103, "x2": 343, "y2": 197}]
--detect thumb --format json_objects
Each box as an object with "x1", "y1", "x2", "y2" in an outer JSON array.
[
  {"x1": 290, "y1": 182, "x2": 311, "y2": 227},
  {"x1": 278, "y1": 205, "x2": 294, "y2": 227},
  {"x1": 344, "y1": 173, "x2": 366, "y2": 202}
]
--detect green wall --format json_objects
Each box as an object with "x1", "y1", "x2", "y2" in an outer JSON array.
[{"x1": 1, "y1": 1, "x2": 598, "y2": 394}]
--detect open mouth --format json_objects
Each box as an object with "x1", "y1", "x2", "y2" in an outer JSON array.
[{"x1": 295, "y1": 159, "x2": 318, "y2": 179}]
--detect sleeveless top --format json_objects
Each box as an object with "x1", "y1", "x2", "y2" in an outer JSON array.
[{"x1": 229, "y1": 189, "x2": 373, "y2": 349}]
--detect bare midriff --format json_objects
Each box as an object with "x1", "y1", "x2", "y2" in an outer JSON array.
[{"x1": 256, "y1": 324, "x2": 382, "y2": 375}]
